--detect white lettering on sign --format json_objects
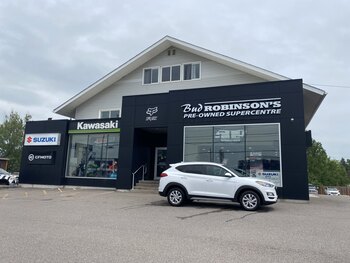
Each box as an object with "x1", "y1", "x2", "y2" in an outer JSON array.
[
  {"x1": 76, "y1": 120, "x2": 118, "y2": 130},
  {"x1": 28, "y1": 154, "x2": 53, "y2": 161},
  {"x1": 181, "y1": 98, "x2": 281, "y2": 119},
  {"x1": 146, "y1": 107, "x2": 158, "y2": 121},
  {"x1": 24, "y1": 133, "x2": 61, "y2": 146}
]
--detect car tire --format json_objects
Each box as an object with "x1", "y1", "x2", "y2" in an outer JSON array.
[
  {"x1": 240, "y1": 191, "x2": 261, "y2": 211},
  {"x1": 167, "y1": 187, "x2": 186, "y2": 207}
]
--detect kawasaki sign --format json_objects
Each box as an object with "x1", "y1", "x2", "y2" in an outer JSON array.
[{"x1": 68, "y1": 119, "x2": 120, "y2": 134}]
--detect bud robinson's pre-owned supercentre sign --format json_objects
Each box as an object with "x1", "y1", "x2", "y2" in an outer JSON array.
[{"x1": 181, "y1": 98, "x2": 281, "y2": 119}]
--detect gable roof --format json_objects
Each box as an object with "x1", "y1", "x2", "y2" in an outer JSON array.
[{"x1": 54, "y1": 36, "x2": 326, "y2": 126}]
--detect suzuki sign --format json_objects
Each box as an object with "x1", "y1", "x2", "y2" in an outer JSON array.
[{"x1": 24, "y1": 133, "x2": 61, "y2": 146}]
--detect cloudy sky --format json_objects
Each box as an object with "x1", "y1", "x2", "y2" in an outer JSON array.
[{"x1": 0, "y1": 0, "x2": 349, "y2": 160}]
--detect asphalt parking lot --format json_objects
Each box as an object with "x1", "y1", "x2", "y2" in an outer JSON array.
[{"x1": 1, "y1": 186, "x2": 349, "y2": 263}]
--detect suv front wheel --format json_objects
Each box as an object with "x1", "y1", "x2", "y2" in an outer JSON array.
[
  {"x1": 240, "y1": 191, "x2": 261, "y2": 211},
  {"x1": 167, "y1": 187, "x2": 186, "y2": 206}
]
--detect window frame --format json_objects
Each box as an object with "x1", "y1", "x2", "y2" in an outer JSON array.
[
  {"x1": 161, "y1": 64, "x2": 181, "y2": 83},
  {"x1": 183, "y1": 62, "x2": 201, "y2": 81},
  {"x1": 99, "y1": 108, "x2": 121, "y2": 119},
  {"x1": 143, "y1": 67, "x2": 160, "y2": 85}
]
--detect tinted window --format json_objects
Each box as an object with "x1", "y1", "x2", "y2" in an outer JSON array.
[
  {"x1": 183, "y1": 63, "x2": 200, "y2": 80},
  {"x1": 144, "y1": 69, "x2": 152, "y2": 84},
  {"x1": 162, "y1": 67, "x2": 170, "y2": 82},
  {"x1": 205, "y1": 165, "x2": 228, "y2": 177},
  {"x1": 100, "y1": 111, "x2": 109, "y2": 119},
  {"x1": 172, "y1": 65, "x2": 180, "y2": 81},
  {"x1": 151, "y1": 68, "x2": 158, "y2": 83},
  {"x1": 110, "y1": 110, "x2": 119, "y2": 118},
  {"x1": 183, "y1": 64, "x2": 192, "y2": 80},
  {"x1": 176, "y1": 165, "x2": 205, "y2": 175},
  {"x1": 144, "y1": 68, "x2": 158, "y2": 84}
]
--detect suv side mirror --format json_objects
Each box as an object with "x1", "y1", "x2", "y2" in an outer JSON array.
[{"x1": 225, "y1": 172, "x2": 233, "y2": 177}]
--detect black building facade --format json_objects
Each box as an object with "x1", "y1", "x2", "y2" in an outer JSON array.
[{"x1": 20, "y1": 79, "x2": 310, "y2": 200}]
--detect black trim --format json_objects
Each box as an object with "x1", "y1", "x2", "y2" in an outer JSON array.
[
  {"x1": 264, "y1": 200, "x2": 277, "y2": 205},
  {"x1": 187, "y1": 195, "x2": 234, "y2": 202},
  {"x1": 162, "y1": 182, "x2": 189, "y2": 197}
]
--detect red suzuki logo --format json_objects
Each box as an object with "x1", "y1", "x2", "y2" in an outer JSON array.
[{"x1": 27, "y1": 136, "x2": 32, "y2": 144}]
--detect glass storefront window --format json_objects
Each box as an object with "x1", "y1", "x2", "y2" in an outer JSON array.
[
  {"x1": 213, "y1": 125, "x2": 245, "y2": 171},
  {"x1": 184, "y1": 126, "x2": 213, "y2": 162},
  {"x1": 66, "y1": 133, "x2": 120, "y2": 179},
  {"x1": 184, "y1": 124, "x2": 282, "y2": 186}
]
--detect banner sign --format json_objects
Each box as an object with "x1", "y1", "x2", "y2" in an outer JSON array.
[
  {"x1": 181, "y1": 98, "x2": 281, "y2": 119},
  {"x1": 24, "y1": 133, "x2": 61, "y2": 146}
]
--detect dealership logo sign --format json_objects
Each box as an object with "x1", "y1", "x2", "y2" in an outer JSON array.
[
  {"x1": 181, "y1": 98, "x2": 281, "y2": 119},
  {"x1": 28, "y1": 153, "x2": 52, "y2": 161},
  {"x1": 146, "y1": 107, "x2": 158, "y2": 121},
  {"x1": 24, "y1": 133, "x2": 61, "y2": 146},
  {"x1": 28, "y1": 154, "x2": 34, "y2": 161},
  {"x1": 77, "y1": 120, "x2": 118, "y2": 130},
  {"x1": 27, "y1": 152, "x2": 56, "y2": 165}
]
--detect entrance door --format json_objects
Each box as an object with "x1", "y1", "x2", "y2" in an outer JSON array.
[{"x1": 154, "y1": 147, "x2": 167, "y2": 179}]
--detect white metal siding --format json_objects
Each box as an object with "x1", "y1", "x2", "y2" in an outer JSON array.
[{"x1": 75, "y1": 48, "x2": 267, "y2": 119}]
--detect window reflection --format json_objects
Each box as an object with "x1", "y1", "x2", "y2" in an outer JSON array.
[
  {"x1": 66, "y1": 133, "x2": 120, "y2": 179},
  {"x1": 184, "y1": 124, "x2": 282, "y2": 186}
]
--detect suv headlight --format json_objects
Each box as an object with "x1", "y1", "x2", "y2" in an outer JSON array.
[{"x1": 255, "y1": 180, "x2": 275, "y2": 188}]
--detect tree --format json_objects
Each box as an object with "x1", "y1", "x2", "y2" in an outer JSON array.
[
  {"x1": 307, "y1": 140, "x2": 350, "y2": 186},
  {"x1": 0, "y1": 111, "x2": 31, "y2": 172},
  {"x1": 340, "y1": 158, "x2": 350, "y2": 178}
]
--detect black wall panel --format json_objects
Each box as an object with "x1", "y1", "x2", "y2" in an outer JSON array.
[{"x1": 20, "y1": 120, "x2": 69, "y2": 185}]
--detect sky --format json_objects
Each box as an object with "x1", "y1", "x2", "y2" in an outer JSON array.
[{"x1": 0, "y1": 0, "x2": 349, "y2": 160}]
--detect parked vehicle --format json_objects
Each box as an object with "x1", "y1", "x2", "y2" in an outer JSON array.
[
  {"x1": 158, "y1": 162, "x2": 278, "y2": 211},
  {"x1": 324, "y1": 187, "x2": 340, "y2": 196},
  {"x1": 0, "y1": 168, "x2": 19, "y2": 185},
  {"x1": 308, "y1": 184, "x2": 318, "y2": 194}
]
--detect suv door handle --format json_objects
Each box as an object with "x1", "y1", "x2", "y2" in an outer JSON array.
[
  {"x1": 206, "y1": 179, "x2": 213, "y2": 182},
  {"x1": 180, "y1": 176, "x2": 187, "y2": 179}
]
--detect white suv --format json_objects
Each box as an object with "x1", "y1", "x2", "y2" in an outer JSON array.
[{"x1": 158, "y1": 162, "x2": 278, "y2": 211}]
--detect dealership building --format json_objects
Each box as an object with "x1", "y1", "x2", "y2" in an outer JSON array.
[{"x1": 19, "y1": 36, "x2": 326, "y2": 200}]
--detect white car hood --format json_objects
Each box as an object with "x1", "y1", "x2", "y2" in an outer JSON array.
[{"x1": 237, "y1": 176, "x2": 275, "y2": 187}]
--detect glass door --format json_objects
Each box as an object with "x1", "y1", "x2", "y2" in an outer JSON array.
[{"x1": 154, "y1": 147, "x2": 167, "y2": 179}]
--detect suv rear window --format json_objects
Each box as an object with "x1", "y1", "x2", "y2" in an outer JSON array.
[{"x1": 176, "y1": 165, "x2": 205, "y2": 175}]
